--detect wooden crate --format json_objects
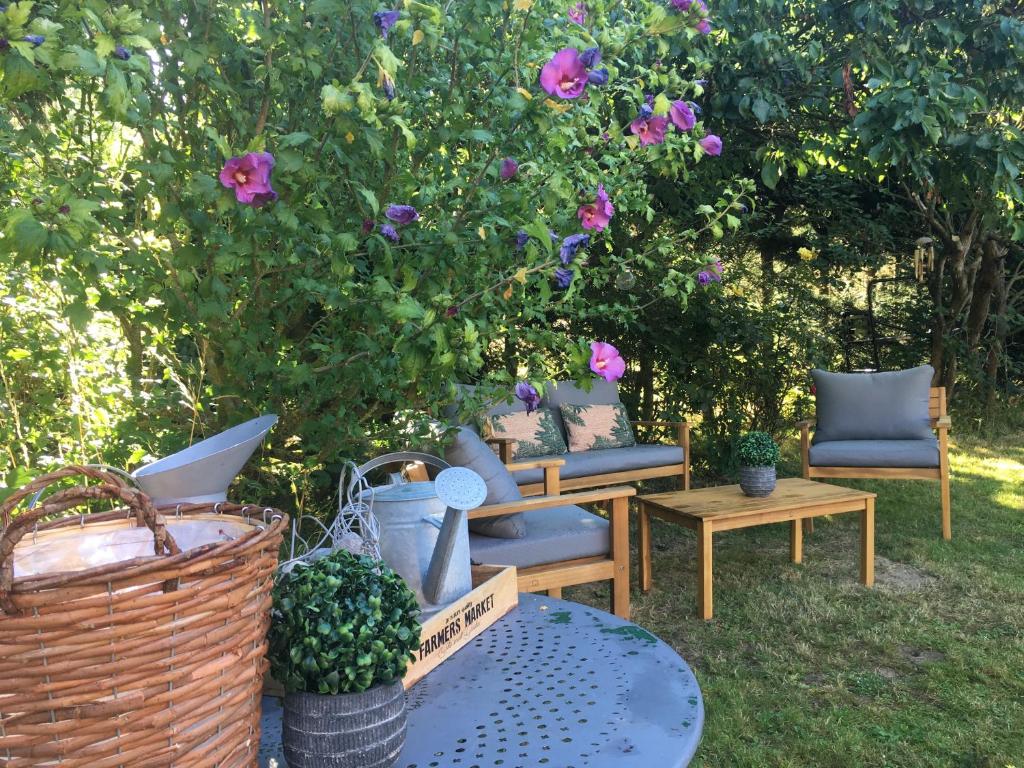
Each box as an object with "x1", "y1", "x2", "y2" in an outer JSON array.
[{"x1": 403, "y1": 564, "x2": 518, "y2": 689}]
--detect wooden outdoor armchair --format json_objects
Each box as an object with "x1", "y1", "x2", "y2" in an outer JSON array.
[
  {"x1": 798, "y1": 387, "x2": 951, "y2": 540},
  {"x1": 468, "y1": 457, "x2": 636, "y2": 619}
]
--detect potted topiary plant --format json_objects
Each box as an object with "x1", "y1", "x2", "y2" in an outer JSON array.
[
  {"x1": 736, "y1": 431, "x2": 781, "y2": 497},
  {"x1": 268, "y1": 550, "x2": 421, "y2": 768}
]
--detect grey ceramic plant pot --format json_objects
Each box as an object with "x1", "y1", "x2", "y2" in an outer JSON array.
[
  {"x1": 282, "y1": 680, "x2": 407, "y2": 768},
  {"x1": 739, "y1": 465, "x2": 776, "y2": 497}
]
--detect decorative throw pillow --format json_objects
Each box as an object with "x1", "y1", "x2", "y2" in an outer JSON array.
[
  {"x1": 559, "y1": 403, "x2": 636, "y2": 452},
  {"x1": 482, "y1": 408, "x2": 568, "y2": 460},
  {"x1": 811, "y1": 365, "x2": 934, "y2": 443}
]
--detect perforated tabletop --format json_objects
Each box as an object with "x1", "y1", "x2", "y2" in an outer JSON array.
[{"x1": 259, "y1": 593, "x2": 704, "y2": 768}]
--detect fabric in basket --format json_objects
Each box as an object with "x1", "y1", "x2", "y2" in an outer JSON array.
[
  {"x1": 559, "y1": 403, "x2": 636, "y2": 452},
  {"x1": 482, "y1": 408, "x2": 568, "y2": 460}
]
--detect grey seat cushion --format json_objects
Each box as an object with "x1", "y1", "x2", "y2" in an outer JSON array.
[
  {"x1": 511, "y1": 443, "x2": 684, "y2": 485},
  {"x1": 811, "y1": 366, "x2": 934, "y2": 443},
  {"x1": 809, "y1": 439, "x2": 940, "y2": 468},
  {"x1": 442, "y1": 427, "x2": 526, "y2": 538},
  {"x1": 469, "y1": 504, "x2": 609, "y2": 569}
]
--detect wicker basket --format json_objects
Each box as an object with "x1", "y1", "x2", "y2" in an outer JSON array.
[{"x1": 0, "y1": 465, "x2": 288, "y2": 767}]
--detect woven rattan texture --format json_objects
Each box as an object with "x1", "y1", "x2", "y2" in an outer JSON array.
[{"x1": 0, "y1": 466, "x2": 287, "y2": 767}]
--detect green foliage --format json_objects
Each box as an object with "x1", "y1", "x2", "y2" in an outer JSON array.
[
  {"x1": 735, "y1": 430, "x2": 779, "y2": 467},
  {"x1": 0, "y1": 0, "x2": 745, "y2": 501},
  {"x1": 268, "y1": 551, "x2": 421, "y2": 695}
]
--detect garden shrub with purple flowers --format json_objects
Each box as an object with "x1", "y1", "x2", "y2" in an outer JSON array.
[{"x1": 0, "y1": 0, "x2": 749, "y2": 493}]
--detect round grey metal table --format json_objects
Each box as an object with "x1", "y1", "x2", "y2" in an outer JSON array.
[{"x1": 259, "y1": 593, "x2": 704, "y2": 768}]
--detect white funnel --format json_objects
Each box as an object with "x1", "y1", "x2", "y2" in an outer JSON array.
[{"x1": 132, "y1": 415, "x2": 278, "y2": 506}]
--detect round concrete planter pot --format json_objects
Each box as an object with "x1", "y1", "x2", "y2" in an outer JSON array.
[
  {"x1": 739, "y1": 465, "x2": 776, "y2": 497},
  {"x1": 282, "y1": 681, "x2": 406, "y2": 768}
]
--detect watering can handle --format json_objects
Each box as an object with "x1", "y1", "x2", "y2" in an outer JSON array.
[{"x1": 343, "y1": 452, "x2": 451, "y2": 508}]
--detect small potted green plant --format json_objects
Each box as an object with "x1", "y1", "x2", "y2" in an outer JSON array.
[
  {"x1": 269, "y1": 550, "x2": 421, "y2": 768},
  {"x1": 736, "y1": 431, "x2": 781, "y2": 497}
]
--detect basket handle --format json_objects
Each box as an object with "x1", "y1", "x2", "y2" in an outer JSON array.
[{"x1": 0, "y1": 465, "x2": 181, "y2": 613}]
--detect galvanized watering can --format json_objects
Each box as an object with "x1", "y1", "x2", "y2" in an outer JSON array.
[{"x1": 348, "y1": 452, "x2": 486, "y2": 615}]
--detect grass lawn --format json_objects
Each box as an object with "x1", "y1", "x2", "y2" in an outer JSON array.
[{"x1": 567, "y1": 429, "x2": 1024, "y2": 767}]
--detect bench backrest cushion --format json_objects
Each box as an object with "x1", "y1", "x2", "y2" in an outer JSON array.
[
  {"x1": 443, "y1": 427, "x2": 526, "y2": 538},
  {"x1": 811, "y1": 365, "x2": 935, "y2": 443},
  {"x1": 542, "y1": 380, "x2": 622, "y2": 440}
]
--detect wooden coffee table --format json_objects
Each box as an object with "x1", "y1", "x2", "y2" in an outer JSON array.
[{"x1": 638, "y1": 478, "x2": 877, "y2": 620}]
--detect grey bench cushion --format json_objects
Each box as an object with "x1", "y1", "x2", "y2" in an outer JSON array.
[
  {"x1": 511, "y1": 443, "x2": 684, "y2": 485},
  {"x1": 809, "y1": 439, "x2": 940, "y2": 468},
  {"x1": 443, "y1": 427, "x2": 526, "y2": 538},
  {"x1": 469, "y1": 505, "x2": 609, "y2": 569},
  {"x1": 811, "y1": 366, "x2": 934, "y2": 442}
]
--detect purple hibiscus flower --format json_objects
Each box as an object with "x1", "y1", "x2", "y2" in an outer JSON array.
[
  {"x1": 385, "y1": 204, "x2": 419, "y2": 224},
  {"x1": 699, "y1": 134, "x2": 723, "y2": 156},
  {"x1": 515, "y1": 230, "x2": 530, "y2": 250},
  {"x1": 669, "y1": 100, "x2": 696, "y2": 131},
  {"x1": 219, "y1": 152, "x2": 278, "y2": 207},
  {"x1": 559, "y1": 233, "x2": 590, "y2": 265},
  {"x1": 500, "y1": 157, "x2": 519, "y2": 181},
  {"x1": 579, "y1": 47, "x2": 601, "y2": 68},
  {"x1": 380, "y1": 223, "x2": 400, "y2": 242},
  {"x1": 670, "y1": 0, "x2": 693, "y2": 8},
  {"x1": 539, "y1": 48, "x2": 588, "y2": 100},
  {"x1": 361, "y1": 218, "x2": 375, "y2": 235},
  {"x1": 638, "y1": 103, "x2": 654, "y2": 120},
  {"x1": 383, "y1": 75, "x2": 395, "y2": 100},
  {"x1": 373, "y1": 8, "x2": 401, "y2": 38},
  {"x1": 587, "y1": 68, "x2": 609, "y2": 85},
  {"x1": 23, "y1": 34, "x2": 44, "y2": 47},
  {"x1": 515, "y1": 382, "x2": 542, "y2": 413},
  {"x1": 554, "y1": 266, "x2": 574, "y2": 289},
  {"x1": 568, "y1": 1, "x2": 587, "y2": 25},
  {"x1": 696, "y1": 18, "x2": 712, "y2": 34},
  {"x1": 0, "y1": 39, "x2": 9, "y2": 53},
  {"x1": 630, "y1": 115, "x2": 670, "y2": 146},
  {"x1": 113, "y1": 45, "x2": 131, "y2": 60}
]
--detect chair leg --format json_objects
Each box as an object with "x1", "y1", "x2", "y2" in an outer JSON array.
[
  {"x1": 803, "y1": 517, "x2": 815, "y2": 535},
  {"x1": 610, "y1": 496, "x2": 630, "y2": 620},
  {"x1": 940, "y1": 468, "x2": 952, "y2": 541}
]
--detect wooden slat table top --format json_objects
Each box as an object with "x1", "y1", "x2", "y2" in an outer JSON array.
[{"x1": 639, "y1": 478, "x2": 876, "y2": 522}]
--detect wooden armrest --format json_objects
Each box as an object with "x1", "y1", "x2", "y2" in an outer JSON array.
[
  {"x1": 506, "y1": 458, "x2": 566, "y2": 472},
  {"x1": 933, "y1": 415, "x2": 951, "y2": 429},
  {"x1": 631, "y1": 420, "x2": 688, "y2": 428},
  {"x1": 484, "y1": 436, "x2": 515, "y2": 445},
  {"x1": 468, "y1": 486, "x2": 636, "y2": 519}
]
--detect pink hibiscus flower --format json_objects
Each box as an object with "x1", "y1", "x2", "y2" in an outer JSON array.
[
  {"x1": 699, "y1": 134, "x2": 723, "y2": 156},
  {"x1": 219, "y1": 152, "x2": 277, "y2": 207},
  {"x1": 629, "y1": 115, "x2": 670, "y2": 146},
  {"x1": 539, "y1": 48, "x2": 589, "y2": 100},
  {"x1": 590, "y1": 342, "x2": 626, "y2": 382},
  {"x1": 578, "y1": 184, "x2": 615, "y2": 231}
]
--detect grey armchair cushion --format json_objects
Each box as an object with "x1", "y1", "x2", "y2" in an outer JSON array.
[
  {"x1": 511, "y1": 444, "x2": 684, "y2": 485},
  {"x1": 443, "y1": 427, "x2": 526, "y2": 538},
  {"x1": 542, "y1": 379, "x2": 622, "y2": 438},
  {"x1": 469, "y1": 504, "x2": 608, "y2": 568},
  {"x1": 811, "y1": 366, "x2": 934, "y2": 443},
  {"x1": 809, "y1": 438, "x2": 940, "y2": 468}
]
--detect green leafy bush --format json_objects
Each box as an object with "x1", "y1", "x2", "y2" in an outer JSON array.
[
  {"x1": 268, "y1": 550, "x2": 421, "y2": 694},
  {"x1": 736, "y1": 431, "x2": 779, "y2": 468}
]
